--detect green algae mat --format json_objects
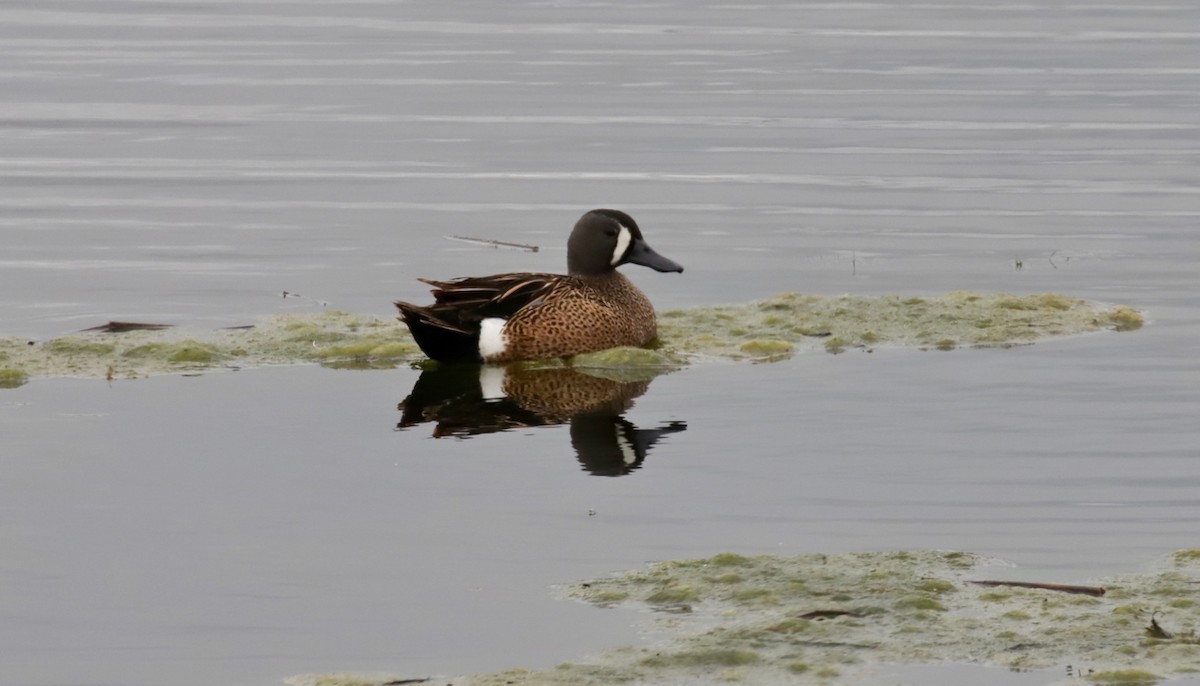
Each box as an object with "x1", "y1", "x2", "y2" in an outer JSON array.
[
  {"x1": 289, "y1": 549, "x2": 1200, "y2": 686},
  {"x1": 0, "y1": 292, "x2": 1142, "y2": 386}
]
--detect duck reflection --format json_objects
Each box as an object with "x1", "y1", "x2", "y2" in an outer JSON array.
[{"x1": 397, "y1": 364, "x2": 686, "y2": 476}]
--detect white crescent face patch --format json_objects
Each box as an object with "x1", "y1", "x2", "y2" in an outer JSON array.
[
  {"x1": 610, "y1": 224, "x2": 633, "y2": 267},
  {"x1": 614, "y1": 425, "x2": 637, "y2": 465}
]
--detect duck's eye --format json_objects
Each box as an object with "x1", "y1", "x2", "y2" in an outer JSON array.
[{"x1": 605, "y1": 228, "x2": 618, "y2": 237}]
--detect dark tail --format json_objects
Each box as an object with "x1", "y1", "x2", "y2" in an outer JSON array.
[{"x1": 395, "y1": 301, "x2": 482, "y2": 363}]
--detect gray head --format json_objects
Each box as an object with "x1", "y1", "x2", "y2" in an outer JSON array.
[{"x1": 566, "y1": 209, "x2": 684, "y2": 276}]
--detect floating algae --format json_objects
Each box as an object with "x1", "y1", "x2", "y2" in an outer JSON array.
[
  {"x1": 1087, "y1": 670, "x2": 1164, "y2": 685},
  {"x1": 0, "y1": 293, "x2": 1141, "y2": 384},
  {"x1": 0, "y1": 311, "x2": 419, "y2": 382},
  {"x1": 0, "y1": 367, "x2": 29, "y2": 389},
  {"x1": 287, "y1": 549, "x2": 1200, "y2": 686},
  {"x1": 522, "y1": 346, "x2": 682, "y2": 383},
  {"x1": 658, "y1": 291, "x2": 1141, "y2": 361}
]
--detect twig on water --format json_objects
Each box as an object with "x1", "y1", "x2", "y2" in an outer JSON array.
[
  {"x1": 447, "y1": 235, "x2": 539, "y2": 252},
  {"x1": 798, "y1": 609, "x2": 864, "y2": 620},
  {"x1": 80, "y1": 321, "x2": 173, "y2": 333},
  {"x1": 281, "y1": 291, "x2": 329, "y2": 307},
  {"x1": 1146, "y1": 612, "x2": 1174, "y2": 639},
  {"x1": 968, "y1": 579, "x2": 1106, "y2": 597}
]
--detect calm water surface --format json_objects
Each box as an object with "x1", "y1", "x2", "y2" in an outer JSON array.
[{"x1": 2, "y1": 2, "x2": 1198, "y2": 685}]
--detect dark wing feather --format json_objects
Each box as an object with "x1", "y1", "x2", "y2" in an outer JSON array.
[{"x1": 420, "y1": 273, "x2": 562, "y2": 322}]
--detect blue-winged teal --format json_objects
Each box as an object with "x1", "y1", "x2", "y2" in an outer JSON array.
[{"x1": 395, "y1": 209, "x2": 683, "y2": 363}]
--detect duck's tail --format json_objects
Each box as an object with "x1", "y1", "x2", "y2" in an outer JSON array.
[{"x1": 395, "y1": 301, "x2": 482, "y2": 363}]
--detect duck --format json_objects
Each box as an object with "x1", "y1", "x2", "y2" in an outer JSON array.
[{"x1": 395, "y1": 208, "x2": 683, "y2": 363}]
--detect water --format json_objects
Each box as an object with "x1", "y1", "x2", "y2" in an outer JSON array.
[{"x1": 2, "y1": 2, "x2": 1198, "y2": 685}]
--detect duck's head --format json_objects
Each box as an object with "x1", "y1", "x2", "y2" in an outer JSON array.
[{"x1": 567, "y1": 209, "x2": 684, "y2": 276}]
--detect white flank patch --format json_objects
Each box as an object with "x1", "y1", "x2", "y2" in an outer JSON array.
[
  {"x1": 479, "y1": 364, "x2": 508, "y2": 401},
  {"x1": 610, "y1": 224, "x2": 632, "y2": 266},
  {"x1": 478, "y1": 317, "x2": 508, "y2": 360}
]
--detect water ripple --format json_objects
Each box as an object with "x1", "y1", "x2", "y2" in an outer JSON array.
[{"x1": 4, "y1": 104, "x2": 1193, "y2": 132}]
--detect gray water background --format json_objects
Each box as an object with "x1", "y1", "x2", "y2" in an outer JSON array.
[{"x1": 2, "y1": 2, "x2": 1198, "y2": 685}]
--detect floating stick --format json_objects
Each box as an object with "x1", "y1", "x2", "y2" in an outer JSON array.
[
  {"x1": 80, "y1": 321, "x2": 173, "y2": 333},
  {"x1": 447, "y1": 235, "x2": 539, "y2": 252},
  {"x1": 968, "y1": 580, "x2": 1106, "y2": 597}
]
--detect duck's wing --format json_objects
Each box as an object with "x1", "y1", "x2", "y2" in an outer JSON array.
[{"x1": 419, "y1": 272, "x2": 565, "y2": 321}]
